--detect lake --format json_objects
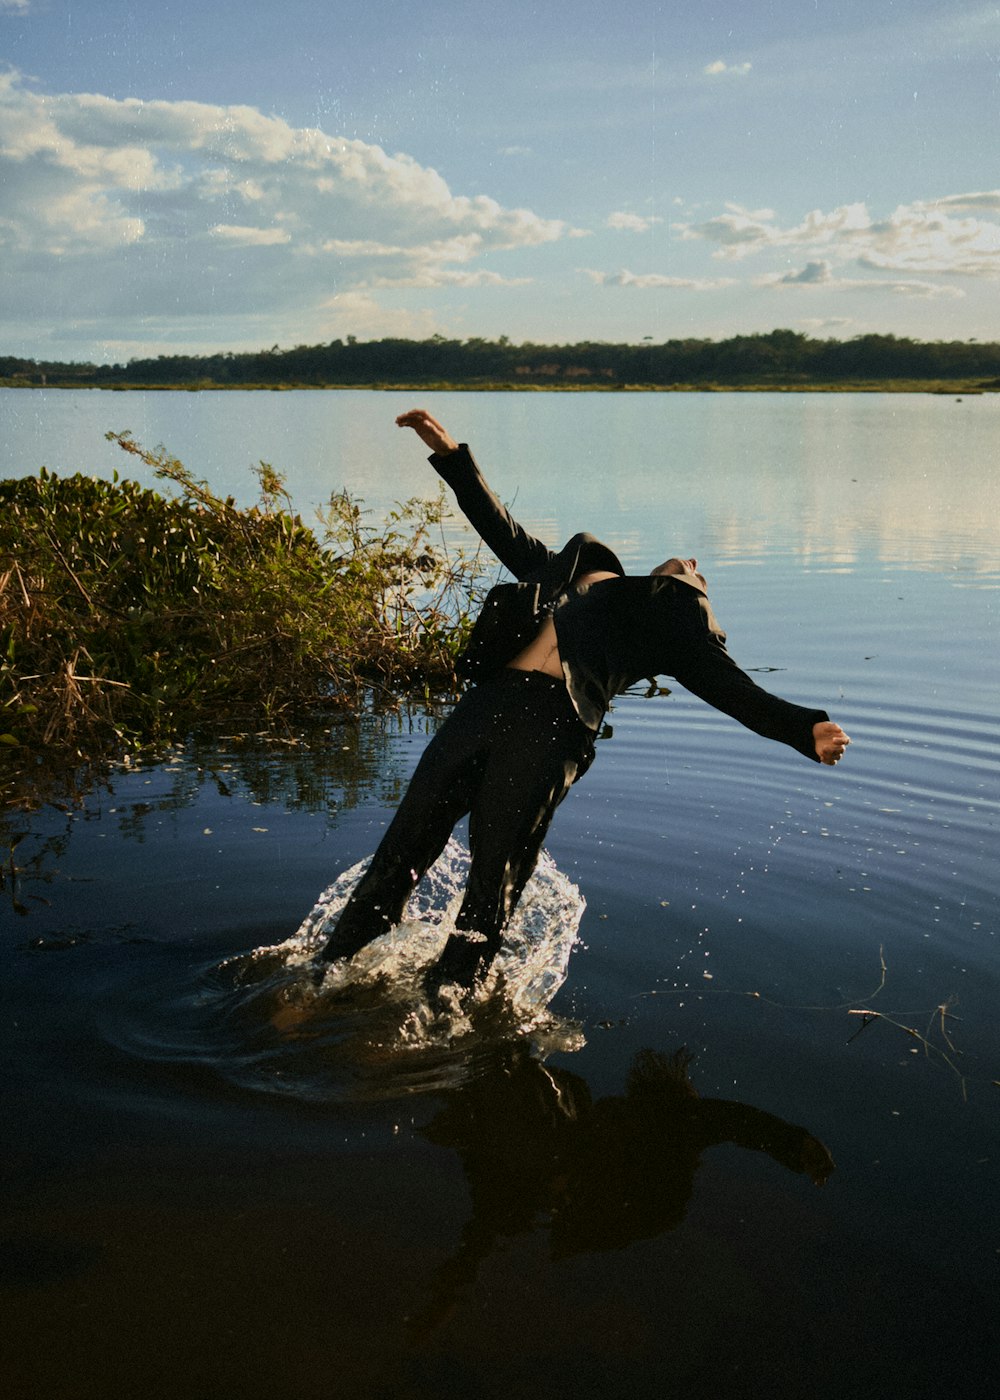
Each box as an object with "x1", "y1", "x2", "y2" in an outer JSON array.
[{"x1": 2, "y1": 389, "x2": 998, "y2": 1399}]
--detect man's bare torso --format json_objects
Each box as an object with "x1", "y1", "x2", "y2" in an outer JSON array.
[{"x1": 506, "y1": 570, "x2": 620, "y2": 677}]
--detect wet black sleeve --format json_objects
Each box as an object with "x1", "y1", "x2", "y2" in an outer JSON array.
[
  {"x1": 429, "y1": 445, "x2": 553, "y2": 582},
  {"x1": 672, "y1": 609, "x2": 829, "y2": 762}
]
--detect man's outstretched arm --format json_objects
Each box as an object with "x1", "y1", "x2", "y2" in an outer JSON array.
[
  {"x1": 673, "y1": 623, "x2": 851, "y2": 765},
  {"x1": 396, "y1": 409, "x2": 552, "y2": 580}
]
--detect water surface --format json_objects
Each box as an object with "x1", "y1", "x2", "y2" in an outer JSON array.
[{"x1": 2, "y1": 390, "x2": 998, "y2": 1399}]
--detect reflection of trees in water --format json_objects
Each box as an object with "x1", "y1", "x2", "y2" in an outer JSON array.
[
  {"x1": 1, "y1": 824, "x2": 74, "y2": 917},
  {"x1": 409, "y1": 1044, "x2": 833, "y2": 1340},
  {"x1": 174, "y1": 713, "x2": 434, "y2": 819},
  {"x1": 1, "y1": 709, "x2": 441, "y2": 915}
]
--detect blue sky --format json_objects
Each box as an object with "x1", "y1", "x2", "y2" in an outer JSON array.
[{"x1": 2, "y1": 0, "x2": 999, "y2": 361}]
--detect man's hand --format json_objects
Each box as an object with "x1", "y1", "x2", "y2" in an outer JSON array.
[
  {"x1": 813, "y1": 720, "x2": 851, "y2": 765},
  {"x1": 396, "y1": 408, "x2": 459, "y2": 456},
  {"x1": 799, "y1": 1134, "x2": 835, "y2": 1186}
]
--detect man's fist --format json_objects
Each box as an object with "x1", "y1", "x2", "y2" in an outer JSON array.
[
  {"x1": 813, "y1": 721, "x2": 851, "y2": 765},
  {"x1": 396, "y1": 409, "x2": 459, "y2": 456}
]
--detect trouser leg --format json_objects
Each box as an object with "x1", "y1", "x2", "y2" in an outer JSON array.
[
  {"x1": 430, "y1": 673, "x2": 595, "y2": 988},
  {"x1": 320, "y1": 688, "x2": 495, "y2": 960}
]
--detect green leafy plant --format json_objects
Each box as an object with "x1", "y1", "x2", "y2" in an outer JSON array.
[{"x1": 1, "y1": 435, "x2": 478, "y2": 756}]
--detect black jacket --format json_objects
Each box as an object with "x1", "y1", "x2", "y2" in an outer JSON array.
[{"x1": 431, "y1": 445, "x2": 828, "y2": 761}]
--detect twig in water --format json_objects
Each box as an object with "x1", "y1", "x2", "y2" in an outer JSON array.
[{"x1": 846, "y1": 1007, "x2": 968, "y2": 1100}]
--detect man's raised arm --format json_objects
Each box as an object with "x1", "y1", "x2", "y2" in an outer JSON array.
[{"x1": 396, "y1": 409, "x2": 552, "y2": 581}]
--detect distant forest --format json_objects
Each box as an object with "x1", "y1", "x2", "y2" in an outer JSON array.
[{"x1": 4, "y1": 329, "x2": 1000, "y2": 389}]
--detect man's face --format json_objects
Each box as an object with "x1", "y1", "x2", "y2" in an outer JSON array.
[{"x1": 651, "y1": 556, "x2": 708, "y2": 591}]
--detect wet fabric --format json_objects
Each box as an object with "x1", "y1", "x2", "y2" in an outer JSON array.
[
  {"x1": 431, "y1": 445, "x2": 828, "y2": 756},
  {"x1": 322, "y1": 441, "x2": 832, "y2": 976},
  {"x1": 322, "y1": 670, "x2": 595, "y2": 975}
]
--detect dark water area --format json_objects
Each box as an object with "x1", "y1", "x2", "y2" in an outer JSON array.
[{"x1": 3, "y1": 391, "x2": 999, "y2": 1398}]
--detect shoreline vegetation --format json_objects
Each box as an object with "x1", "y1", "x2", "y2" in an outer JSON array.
[
  {"x1": 1, "y1": 435, "x2": 478, "y2": 779},
  {"x1": 3, "y1": 329, "x2": 999, "y2": 394},
  {"x1": 4, "y1": 381, "x2": 994, "y2": 394}
]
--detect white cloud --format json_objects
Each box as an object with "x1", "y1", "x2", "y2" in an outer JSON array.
[
  {"x1": 755, "y1": 262, "x2": 964, "y2": 300},
  {"x1": 857, "y1": 200, "x2": 1000, "y2": 276},
  {"x1": 584, "y1": 268, "x2": 737, "y2": 291},
  {"x1": 368, "y1": 267, "x2": 532, "y2": 289},
  {"x1": 703, "y1": 59, "x2": 752, "y2": 77},
  {"x1": 675, "y1": 195, "x2": 1000, "y2": 279},
  {"x1": 0, "y1": 69, "x2": 568, "y2": 349},
  {"x1": 211, "y1": 224, "x2": 292, "y2": 246},
  {"x1": 0, "y1": 1, "x2": 32, "y2": 12},
  {"x1": 321, "y1": 234, "x2": 482, "y2": 262},
  {"x1": 317, "y1": 234, "x2": 531, "y2": 288},
  {"x1": 773, "y1": 260, "x2": 835, "y2": 286},
  {"x1": 883, "y1": 280, "x2": 964, "y2": 300},
  {"x1": 675, "y1": 202, "x2": 870, "y2": 259},
  {"x1": 799, "y1": 317, "x2": 855, "y2": 332},
  {"x1": 606, "y1": 212, "x2": 662, "y2": 233},
  {"x1": 925, "y1": 190, "x2": 1000, "y2": 213},
  {"x1": 318, "y1": 291, "x2": 441, "y2": 340}
]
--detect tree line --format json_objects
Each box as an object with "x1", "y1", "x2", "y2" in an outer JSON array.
[{"x1": 3, "y1": 329, "x2": 999, "y2": 388}]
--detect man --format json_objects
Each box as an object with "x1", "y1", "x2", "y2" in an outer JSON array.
[{"x1": 320, "y1": 409, "x2": 850, "y2": 995}]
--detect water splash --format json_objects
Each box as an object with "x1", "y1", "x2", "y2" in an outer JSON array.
[
  {"x1": 199, "y1": 839, "x2": 589, "y2": 1099},
  {"x1": 287, "y1": 838, "x2": 584, "y2": 1008}
]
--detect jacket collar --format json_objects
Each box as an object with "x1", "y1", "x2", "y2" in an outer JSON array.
[{"x1": 538, "y1": 532, "x2": 626, "y2": 592}]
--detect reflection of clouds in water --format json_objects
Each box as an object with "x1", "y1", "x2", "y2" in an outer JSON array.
[
  {"x1": 8, "y1": 391, "x2": 997, "y2": 576},
  {"x1": 540, "y1": 397, "x2": 1000, "y2": 576},
  {"x1": 708, "y1": 481, "x2": 999, "y2": 575},
  {"x1": 451, "y1": 456, "x2": 998, "y2": 581},
  {"x1": 704, "y1": 405, "x2": 1000, "y2": 573}
]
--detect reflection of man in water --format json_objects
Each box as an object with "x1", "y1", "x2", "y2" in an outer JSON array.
[
  {"x1": 320, "y1": 410, "x2": 850, "y2": 994},
  {"x1": 408, "y1": 1045, "x2": 833, "y2": 1338}
]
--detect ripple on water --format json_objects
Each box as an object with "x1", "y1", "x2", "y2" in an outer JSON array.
[{"x1": 104, "y1": 839, "x2": 588, "y2": 1106}]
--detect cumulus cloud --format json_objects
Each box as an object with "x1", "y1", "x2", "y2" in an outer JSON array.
[
  {"x1": 675, "y1": 195, "x2": 1000, "y2": 279},
  {"x1": 316, "y1": 234, "x2": 532, "y2": 288},
  {"x1": 755, "y1": 262, "x2": 964, "y2": 300},
  {"x1": 583, "y1": 268, "x2": 737, "y2": 291},
  {"x1": 606, "y1": 212, "x2": 662, "y2": 233},
  {"x1": 774, "y1": 260, "x2": 835, "y2": 285},
  {"x1": 703, "y1": 59, "x2": 752, "y2": 76},
  {"x1": 0, "y1": 69, "x2": 567, "y2": 351},
  {"x1": 855, "y1": 201, "x2": 1000, "y2": 276},
  {"x1": 675, "y1": 202, "x2": 870, "y2": 259}
]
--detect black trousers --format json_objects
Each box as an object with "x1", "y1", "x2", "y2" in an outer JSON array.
[{"x1": 321, "y1": 670, "x2": 596, "y2": 982}]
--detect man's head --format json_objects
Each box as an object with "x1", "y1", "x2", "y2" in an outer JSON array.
[{"x1": 650, "y1": 556, "x2": 708, "y2": 592}]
